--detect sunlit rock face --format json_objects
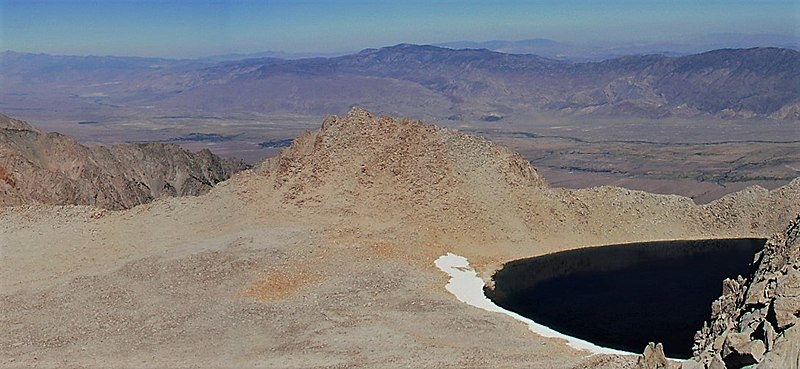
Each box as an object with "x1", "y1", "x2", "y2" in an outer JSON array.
[{"x1": 687, "y1": 215, "x2": 800, "y2": 369}]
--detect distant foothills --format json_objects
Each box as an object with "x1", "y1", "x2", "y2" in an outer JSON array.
[{"x1": 1, "y1": 43, "x2": 799, "y2": 121}]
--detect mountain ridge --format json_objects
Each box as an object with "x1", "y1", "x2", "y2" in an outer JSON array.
[
  {"x1": 168, "y1": 45, "x2": 799, "y2": 119},
  {"x1": 436, "y1": 34, "x2": 800, "y2": 61},
  {"x1": 0, "y1": 113, "x2": 250, "y2": 209},
  {"x1": 3, "y1": 45, "x2": 798, "y2": 121}
]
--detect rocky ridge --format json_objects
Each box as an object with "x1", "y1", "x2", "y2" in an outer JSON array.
[
  {"x1": 0, "y1": 114, "x2": 250, "y2": 210},
  {"x1": 254, "y1": 108, "x2": 800, "y2": 260},
  {"x1": 4, "y1": 46, "x2": 799, "y2": 121},
  {"x1": 680, "y1": 214, "x2": 800, "y2": 369},
  {"x1": 163, "y1": 46, "x2": 800, "y2": 119}
]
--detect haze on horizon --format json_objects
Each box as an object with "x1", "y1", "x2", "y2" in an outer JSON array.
[{"x1": 1, "y1": 0, "x2": 798, "y2": 58}]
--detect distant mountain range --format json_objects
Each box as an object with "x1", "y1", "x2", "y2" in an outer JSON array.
[
  {"x1": 2, "y1": 44, "x2": 799, "y2": 121},
  {"x1": 436, "y1": 34, "x2": 800, "y2": 61}
]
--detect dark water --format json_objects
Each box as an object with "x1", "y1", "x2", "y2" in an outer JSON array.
[{"x1": 485, "y1": 238, "x2": 765, "y2": 358}]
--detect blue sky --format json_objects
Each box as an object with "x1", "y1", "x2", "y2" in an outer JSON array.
[{"x1": 1, "y1": 0, "x2": 798, "y2": 58}]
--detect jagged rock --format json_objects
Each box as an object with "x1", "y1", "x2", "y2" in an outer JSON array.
[
  {"x1": 724, "y1": 278, "x2": 743, "y2": 296},
  {"x1": 744, "y1": 280, "x2": 770, "y2": 306},
  {"x1": 722, "y1": 332, "x2": 765, "y2": 367},
  {"x1": 739, "y1": 311, "x2": 765, "y2": 333},
  {"x1": 0, "y1": 114, "x2": 251, "y2": 209},
  {"x1": 776, "y1": 269, "x2": 800, "y2": 297},
  {"x1": 756, "y1": 325, "x2": 799, "y2": 369},
  {"x1": 772, "y1": 269, "x2": 800, "y2": 330},
  {"x1": 761, "y1": 320, "x2": 777, "y2": 351},
  {"x1": 637, "y1": 342, "x2": 670, "y2": 369},
  {"x1": 772, "y1": 297, "x2": 800, "y2": 330},
  {"x1": 709, "y1": 355, "x2": 727, "y2": 369},
  {"x1": 688, "y1": 215, "x2": 800, "y2": 369}
]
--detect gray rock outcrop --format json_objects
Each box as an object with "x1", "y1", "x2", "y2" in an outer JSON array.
[{"x1": 685, "y1": 214, "x2": 800, "y2": 369}]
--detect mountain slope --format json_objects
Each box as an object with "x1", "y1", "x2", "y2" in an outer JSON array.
[
  {"x1": 3, "y1": 46, "x2": 798, "y2": 120},
  {"x1": 156, "y1": 45, "x2": 800, "y2": 119},
  {"x1": 0, "y1": 114, "x2": 250, "y2": 209},
  {"x1": 1, "y1": 109, "x2": 800, "y2": 368},
  {"x1": 251, "y1": 108, "x2": 800, "y2": 255},
  {"x1": 654, "y1": 48, "x2": 800, "y2": 116}
]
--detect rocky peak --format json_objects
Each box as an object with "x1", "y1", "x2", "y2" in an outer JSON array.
[
  {"x1": 260, "y1": 107, "x2": 544, "y2": 190},
  {"x1": 257, "y1": 107, "x2": 546, "y2": 231}
]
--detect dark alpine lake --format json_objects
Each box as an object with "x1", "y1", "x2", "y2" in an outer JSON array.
[{"x1": 485, "y1": 238, "x2": 766, "y2": 358}]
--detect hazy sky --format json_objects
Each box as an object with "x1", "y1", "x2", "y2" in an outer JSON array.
[{"x1": 1, "y1": 0, "x2": 798, "y2": 58}]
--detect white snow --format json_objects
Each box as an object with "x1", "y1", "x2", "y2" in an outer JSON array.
[{"x1": 434, "y1": 252, "x2": 636, "y2": 356}]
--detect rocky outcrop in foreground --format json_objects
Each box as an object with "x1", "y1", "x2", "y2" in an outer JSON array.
[
  {"x1": 637, "y1": 342, "x2": 672, "y2": 369},
  {"x1": 682, "y1": 214, "x2": 800, "y2": 369},
  {"x1": 0, "y1": 114, "x2": 250, "y2": 210},
  {"x1": 638, "y1": 215, "x2": 800, "y2": 369}
]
